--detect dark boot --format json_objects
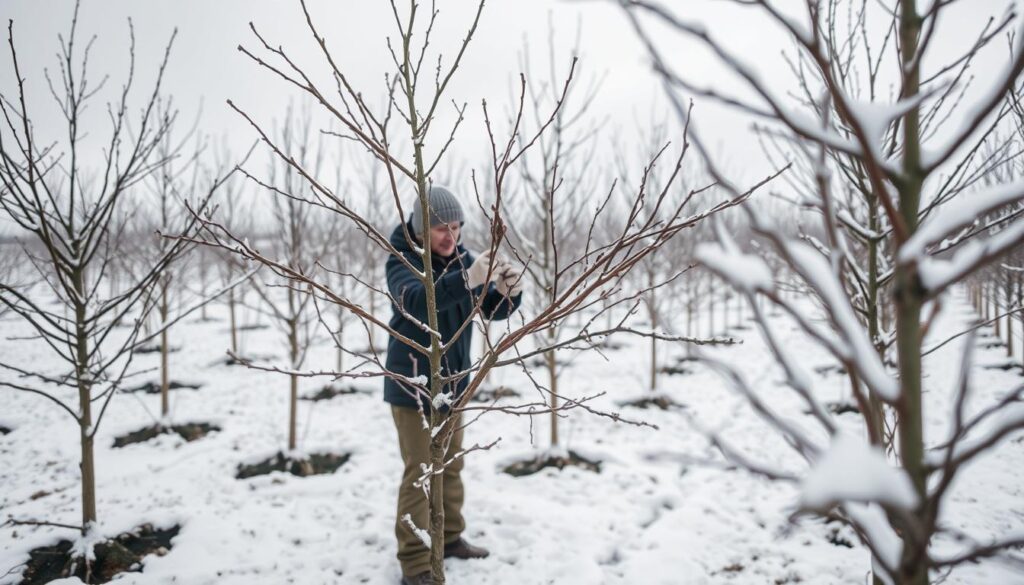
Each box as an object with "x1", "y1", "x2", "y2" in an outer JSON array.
[
  {"x1": 400, "y1": 571, "x2": 433, "y2": 585},
  {"x1": 443, "y1": 537, "x2": 490, "y2": 560}
]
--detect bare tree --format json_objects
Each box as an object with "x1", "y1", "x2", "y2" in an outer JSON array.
[
  {"x1": 621, "y1": 1, "x2": 1024, "y2": 583},
  {"x1": 0, "y1": 3, "x2": 232, "y2": 537},
  {"x1": 237, "y1": 103, "x2": 337, "y2": 454},
  {"x1": 614, "y1": 120, "x2": 715, "y2": 394},
  {"x1": 208, "y1": 138, "x2": 256, "y2": 359},
  {"x1": 141, "y1": 110, "x2": 207, "y2": 418},
  {"x1": 502, "y1": 23, "x2": 604, "y2": 449}
]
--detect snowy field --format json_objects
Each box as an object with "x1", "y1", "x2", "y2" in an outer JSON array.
[{"x1": 1, "y1": 286, "x2": 1022, "y2": 585}]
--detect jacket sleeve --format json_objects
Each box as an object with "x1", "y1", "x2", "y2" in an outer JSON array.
[
  {"x1": 479, "y1": 284, "x2": 523, "y2": 320},
  {"x1": 386, "y1": 252, "x2": 472, "y2": 318}
]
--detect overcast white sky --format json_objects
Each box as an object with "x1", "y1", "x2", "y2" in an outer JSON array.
[{"x1": 0, "y1": 0, "x2": 1018, "y2": 232}]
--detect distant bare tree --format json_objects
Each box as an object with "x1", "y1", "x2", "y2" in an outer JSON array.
[
  {"x1": 208, "y1": 138, "x2": 256, "y2": 358},
  {"x1": 614, "y1": 120, "x2": 714, "y2": 393},
  {"x1": 238, "y1": 103, "x2": 336, "y2": 453},
  {"x1": 503, "y1": 24, "x2": 603, "y2": 448},
  {"x1": 141, "y1": 110, "x2": 207, "y2": 418}
]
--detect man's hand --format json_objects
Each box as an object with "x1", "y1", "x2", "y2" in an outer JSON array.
[
  {"x1": 495, "y1": 261, "x2": 525, "y2": 297},
  {"x1": 466, "y1": 251, "x2": 499, "y2": 289}
]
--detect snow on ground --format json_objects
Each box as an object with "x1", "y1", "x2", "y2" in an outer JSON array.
[{"x1": 1, "y1": 287, "x2": 1023, "y2": 584}]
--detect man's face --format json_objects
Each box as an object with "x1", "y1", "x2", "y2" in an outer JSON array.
[{"x1": 428, "y1": 221, "x2": 460, "y2": 257}]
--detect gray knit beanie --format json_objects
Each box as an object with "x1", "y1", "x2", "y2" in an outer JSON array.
[{"x1": 409, "y1": 185, "x2": 465, "y2": 237}]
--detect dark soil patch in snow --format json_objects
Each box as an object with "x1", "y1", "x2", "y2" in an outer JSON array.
[
  {"x1": 620, "y1": 395, "x2": 685, "y2": 411},
  {"x1": 982, "y1": 361, "x2": 1022, "y2": 373},
  {"x1": 980, "y1": 341, "x2": 1006, "y2": 349},
  {"x1": 826, "y1": 401, "x2": 860, "y2": 415},
  {"x1": 302, "y1": 384, "x2": 365, "y2": 401},
  {"x1": 123, "y1": 381, "x2": 202, "y2": 394},
  {"x1": 220, "y1": 355, "x2": 245, "y2": 366},
  {"x1": 18, "y1": 524, "x2": 179, "y2": 585},
  {"x1": 237, "y1": 323, "x2": 269, "y2": 331},
  {"x1": 215, "y1": 353, "x2": 276, "y2": 367},
  {"x1": 472, "y1": 386, "x2": 521, "y2": 402},
  {"x1": 0, "y1": 425, "x2": 11, "y2": 435},
  {"x1": 112, "y1": 422, "x2": 221, "y2": 448},
  {"x1": 134, "y1": 344, "x2": 179, "y2": 355},
  {"x1": 828, "y1": 529, "x2": 854, "y2": 548},
  {"x1": 658, "y1": 364, "x2": 692, "y2": 376},
  {"x1": 503, "y1": 450, "x2": 601, "y2": 477},
  {"x1": 528, "y1": 356, "x2": 568, "y2": 369},
  {"x1": 235, "y1": 452, "x2": 350, "y2": 480}
]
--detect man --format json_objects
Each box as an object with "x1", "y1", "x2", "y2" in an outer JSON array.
[{"x1": 384, "y1": 185, "x2": 524, "y2": 585}]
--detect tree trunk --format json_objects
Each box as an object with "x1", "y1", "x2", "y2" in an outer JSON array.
[
  {"x1": 78, "y1": 415, "x2": 96, "y2": 532},
  {"x1": 865, "y1": 202, "x2": 886, "y2": 448},
  {"x1": 879, "y1": 292, "x2": 888, "y2": 331},
  {"x1": 1008, "y1": 306, "x2": 1015, "y2": 359},
  {"x1": 709, "y1": 295, "x2": 716, "y2": 336},
  {"x1": 399, "y1": 74, "x2": 448, "y2": 582},
  {"x1": 428, "y1": 437, "x2": 446, "y2": 583},
  {"x1": 1007, "y1": 281, "x2": 1014, "y2": 358},
  {"x1": 686, "y1": 298, "x2": 693, "y2": 337},
  {"x1": 984, "y1": 282, "x2": 991, "y2": 321},
  {"x1": 547, "y1": 347, "x2": 559, "y2": 446},
  {"x1": 229, "y1": 287, "x2": 239, "y2": 355},
  {"x1": 723, "y1": 294, "x2": 731, "y2": 331},
  {"x1": 73, "y1": 266, "x2": 97, "y2": 532},
  {"x1": 895, "y1": 1, "x2": 928, "y2": 583},
  {"x1": 994, "y1": 285, "x2": 1002, "y2": 337},
  {"x1": 160, "y1": 281, "x2": 170, "y2": 418},
  {"x1": 288, "y1": 372, "x2": 298, "y2": 451},
  {"x1": 649, "y1": 284, "x2": 658, "y2": 392},
  {"x1": 337, "y1": 308, "x2": 345, "y2": 372},
  {"x1": 894, "y1": 283, "x2": 927, "y2": 584},
  {"x1": 287, "y1": 285, "x2": 300, "y2": 452},
  {"x1": 199, "y1": 262, "x2": 209, "y2": 321},
  {"x1": 542, "y1": 177, "x2": 558, "y2": 444}
]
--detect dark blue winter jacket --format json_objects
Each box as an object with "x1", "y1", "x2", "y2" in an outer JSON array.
[{"x1": 384, "y1": 222, "x2": 522, "y2": 411}]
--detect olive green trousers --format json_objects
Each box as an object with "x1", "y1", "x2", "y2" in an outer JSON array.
[{"x1": 391, "y1": 405, "x2": 465, "y2": 576}]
